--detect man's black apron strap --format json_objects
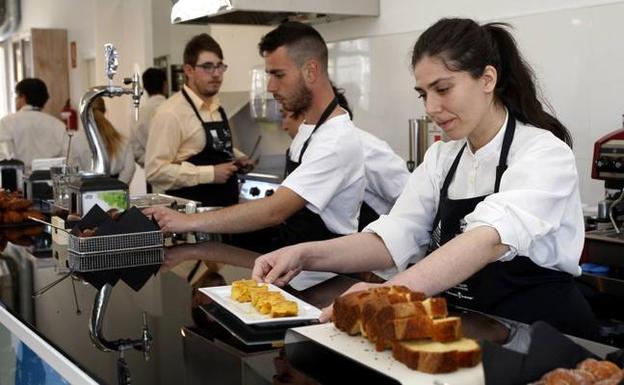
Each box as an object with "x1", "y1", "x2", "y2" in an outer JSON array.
[{"x1": 298, "y1": 97, "x2": 339, "y2": 163}]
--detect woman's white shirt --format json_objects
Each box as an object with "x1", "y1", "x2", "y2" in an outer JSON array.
[
  {"x1": 366, "y1": 114, "x2": 584, "y2": 278},
  {"x1": 109, "y1": 141, "x2": 136, "y2": 184}
]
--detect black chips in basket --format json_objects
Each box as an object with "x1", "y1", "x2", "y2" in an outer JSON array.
[{"x1": 68, "y1": 205, "x2": 163, "y2": 291}]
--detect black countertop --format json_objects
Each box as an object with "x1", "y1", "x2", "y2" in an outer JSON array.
[
  {"x1": 1, "y1": 233, "x2": 621, "y2": 385},
  {"x1": 0, "y1": 237, "x2": 364, "y2": 385}
]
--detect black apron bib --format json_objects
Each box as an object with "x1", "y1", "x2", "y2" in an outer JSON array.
[
  {"x1": 429, "y1": 114, "x2": 596, "y2": 337},
  {"x1": 358, "y1": 202, "x2": 379, "y2": 232},
  {"x1": 279, "y1": 98, "x2": 345, "y2": 247},
  {"x1": 166, "y1": 89, "x2": 239, "y2": 207}
]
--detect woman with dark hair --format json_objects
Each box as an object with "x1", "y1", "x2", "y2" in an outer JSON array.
[
  {"x1": 89, "y1": 97, "x2": 135, "y2": 184},
  {"x1": 253, "y1": 18, "x2": 596, "y2": 338}
]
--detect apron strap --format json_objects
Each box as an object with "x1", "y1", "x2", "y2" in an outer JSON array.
[
  {"x1": 428, "y1": 110, "x2": 516, "y2": 251},
  {"x1": 297, "y1": 97, "x2": 339, "y2": 163},
  {"x1": 495, "y1": 115, "x2": 516, "y2": 193},
  {"x1": 181, "y1": 88, "x2": 206, "y2": 125},
  {"x1": 428, "y1": 142, "x2": 466, "y2": 251},
  {"x1": 440, "y1": 143, "x2": 467, "y2": 198}
]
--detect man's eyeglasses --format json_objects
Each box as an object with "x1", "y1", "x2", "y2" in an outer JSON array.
[{"x1": 194, "y1": 61, "x2": 228, "y2": 74}]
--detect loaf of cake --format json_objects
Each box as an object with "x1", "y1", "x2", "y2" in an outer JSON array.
[{"x1": 332, "y1": 285, "x2": 481, "y2": 373}]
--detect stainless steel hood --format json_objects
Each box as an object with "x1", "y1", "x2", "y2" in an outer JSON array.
[{"x1": 171, "y1": 0, "x2": 379, "y2": 25}]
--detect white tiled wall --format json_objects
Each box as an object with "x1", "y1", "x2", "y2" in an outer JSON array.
[{"x1": 324, "y1": 2, "x2": 624, "y2": 205}]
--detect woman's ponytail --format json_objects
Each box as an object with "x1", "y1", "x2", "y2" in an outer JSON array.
[{"x1": 485, "y1": 23, "x2": 572, "y2": 146}]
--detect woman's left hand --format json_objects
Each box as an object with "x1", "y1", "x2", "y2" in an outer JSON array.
[{"x1": 319, "y1": 281, "x2": 385, "y2": 323}]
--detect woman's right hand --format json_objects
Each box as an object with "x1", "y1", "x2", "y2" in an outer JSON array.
[{"x1": 252, "y1": 245, "x2": 304, "y2": 287}]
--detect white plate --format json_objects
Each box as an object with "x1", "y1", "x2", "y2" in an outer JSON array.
[
  {"x1": 287, "y1": 323, "x2": 486, "y2": 385},
  {"x1": 199, "y1": 284, "x2": 322, "y2": 325}
]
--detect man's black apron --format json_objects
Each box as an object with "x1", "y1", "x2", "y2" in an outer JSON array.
[
  {"x1": 428, "y1": 114, "x2": 596, "y2": 338},
  {"x1": 279, "y1": 97, "x2": 346, "y2": 247},
  {"x1": 166, "y1": 89, "x2": 239, "y2": 207},
  {"x1": 358, "y1": 202, "x2": 379, "y2": 232}
]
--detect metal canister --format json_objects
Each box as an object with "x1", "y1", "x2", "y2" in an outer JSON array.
[
  {"x1": 597, "y1": 200, "x2": 611, "y2": 222},
  {"x1": 185, "y1": 201, "x2": 197, "y2": 243},
  {"x1": 185, "y1": 201, "x2": 197, "y2": 214}
]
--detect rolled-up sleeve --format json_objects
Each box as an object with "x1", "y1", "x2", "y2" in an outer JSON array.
[
  {"x1": 365, "y1": 142, "x2": 446, "y2": 275},
  {"x1": 464, "y1": 135, "x2": 583, "y2": 274}
]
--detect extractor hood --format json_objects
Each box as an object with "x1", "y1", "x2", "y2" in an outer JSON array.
[{"x1": 171, "y1": 0, "x2": 379, "y2": 25}]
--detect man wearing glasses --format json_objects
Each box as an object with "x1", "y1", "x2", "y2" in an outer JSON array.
[{"x1": 145, "y1": 33, "x2": 253, "y2": 207}]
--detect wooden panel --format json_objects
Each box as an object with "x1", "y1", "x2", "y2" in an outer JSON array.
[{"x1": 30, "y1": 28, "x2": 69, "y2": 120}]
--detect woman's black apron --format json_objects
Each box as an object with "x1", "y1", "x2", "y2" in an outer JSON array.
[
  {"x1": 279, "y1": 97, "x2": 346, "y2": 247},
  {"x1": 428, "y1": 114, "x2": 597, "y2": 338},
  {"x1": 166, "y1": 89, "x2": 239, "y2": 207}
]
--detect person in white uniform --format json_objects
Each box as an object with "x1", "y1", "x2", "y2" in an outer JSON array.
[
  {"x1": 0, "y1": 78, "x2": 68, "y2": 168},
  {"x1": 280, "y1": 86, "x2": 409, "y2": 231},
  {"x1": 144, "y1": 22, "x2": 365, "y2": 255},
  {"x1": 129, "y1": 67, "x2": 168, "y2": 168},
  {"x1": 74, "y1": 97, "x2": 135, "y2": 184},
  {"x1": 252, "y1": 18, "x2": 597, "y2": 338}
]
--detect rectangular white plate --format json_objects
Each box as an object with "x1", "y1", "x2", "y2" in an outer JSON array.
[
  {"x1": 199, "y1": 284, "x2": 321, "y2": 325},
  {"x1": 287, "y1": 323, "x2": 485, "y2": 385}
]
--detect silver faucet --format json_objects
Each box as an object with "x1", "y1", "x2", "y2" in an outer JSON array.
[{"x1": 79, "y1": 43, "x2": 143, "y2": 176}]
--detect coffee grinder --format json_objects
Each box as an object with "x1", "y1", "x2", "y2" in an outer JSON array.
[{"x1": 68, "y1": 44, "x2": 142, "y2": 216}]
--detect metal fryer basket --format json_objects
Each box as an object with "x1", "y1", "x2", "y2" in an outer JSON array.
[
  {"x1": 67, "y1": 230, "x2": 164, "y2": 272},
  {"x1": 68, "y1": 247, "x2": 164, "y2": 272},
  {"x1": 68, "y1": 231, "x2": 163, "y2": 255}
]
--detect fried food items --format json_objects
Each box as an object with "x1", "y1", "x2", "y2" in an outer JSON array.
[
  {"x1": 230, "y1": 279, "x2": 298, "y2": 318},
  {"x1": 0, "y1": 190, "x2": 43, "y2": 225}
]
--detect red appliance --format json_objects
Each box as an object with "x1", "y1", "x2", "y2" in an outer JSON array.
[{"x1": 591, "y1": 128, "x2": 624, "y2": 188}]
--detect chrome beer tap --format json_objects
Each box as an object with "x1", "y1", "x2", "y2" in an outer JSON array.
[{"x1": 79, "y1": 44, "x2": 143, "y2": 175}]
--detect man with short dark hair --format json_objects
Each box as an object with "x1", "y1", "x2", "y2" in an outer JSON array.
[
  {"x1": 145, "y1": 23, "x2": 366, "y2": 268},
  {"x1": 145, "y1": 34, "x2": 252, "y2": 206},
  {"x1": 129, "y1": 67, "x2": 167, "y2": 168},
  {"x1": 0, "y1": 78, "x2": 68, "y2": 168}
]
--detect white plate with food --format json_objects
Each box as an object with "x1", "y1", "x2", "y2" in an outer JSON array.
[{"x1": 199, "y1": 283, "x2": 322, "y2": 325}]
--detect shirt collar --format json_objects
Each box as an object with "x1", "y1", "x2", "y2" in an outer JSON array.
[
  {"x1": 20, "y1": 104, "x2": 40, "y2": 112},
  {"x1": 150, "y1": 94, "x2": 167, "y2": 102},
  {"x1": 465, "y1": 108, "x2": 509, "y2": 159},
  {"x1": 183, "y1": 84, "x2": 220, "y2": 113}
]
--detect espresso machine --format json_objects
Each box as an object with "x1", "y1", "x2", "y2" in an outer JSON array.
[
  {"x1": 67, "y1": 44, "x2": 142, "y2": 216},
  {"x1": 591, "y1": 126, "x2": 624, "y2": 232}
]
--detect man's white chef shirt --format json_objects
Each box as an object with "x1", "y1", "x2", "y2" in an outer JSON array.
[
  {"x1": 0, "y1": 105, "x2": 68, "y2": 168},
  {"x1": 358, "y1": 128, "x2": 409, "y2": 215},
  {"x1": 281, "y1": 112, "x2": 366, "y2": 235}
]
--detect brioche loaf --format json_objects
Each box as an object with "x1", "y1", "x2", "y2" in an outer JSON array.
[{"x1": 332, "y1": 285, "x2": 481, "y2": 373}]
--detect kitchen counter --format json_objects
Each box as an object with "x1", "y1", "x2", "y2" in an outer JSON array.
[
  {"x1": 0, "y1": 237, "x2": 365, "y2": 385},
  {"x1": 0, "y1": 235, "x2": 620, "y2": 385}
]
